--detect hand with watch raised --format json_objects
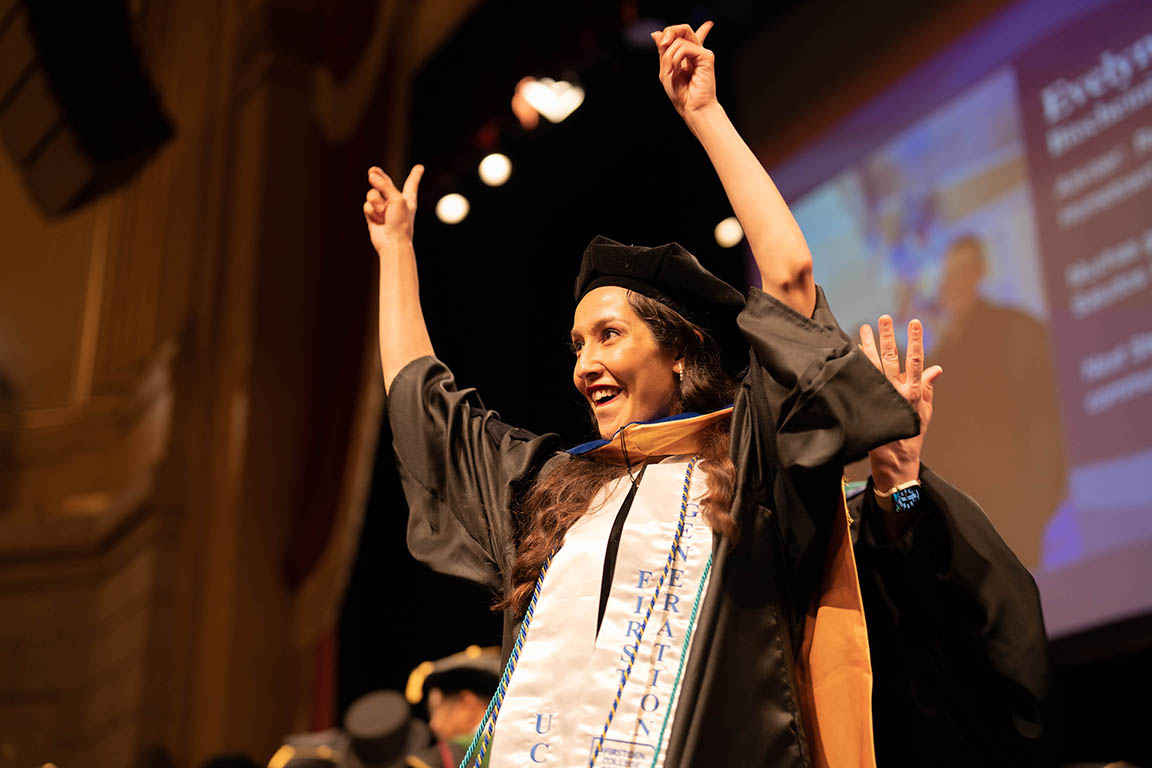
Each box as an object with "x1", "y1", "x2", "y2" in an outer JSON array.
[{"x1": 858, "y1": 315, "x2": 944, "y2": 541}]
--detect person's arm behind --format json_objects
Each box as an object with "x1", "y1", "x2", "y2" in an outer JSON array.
[
  {"x1": 850, "y1": 468, "x2": 1051, "y2": 765},
  {"x1": 852, "y1": 315, "x2": 1049, "y2": 764},
  {"x1": 364, "y1": 165, "x2": 434, "y2": 392},
  {"x1": 652, "y1": 22, "x2": 816, "y2": 318}
]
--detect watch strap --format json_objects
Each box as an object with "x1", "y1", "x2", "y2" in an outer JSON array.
[{"x1": 873, "y1": 478, "x2": 921, "y2": 514}]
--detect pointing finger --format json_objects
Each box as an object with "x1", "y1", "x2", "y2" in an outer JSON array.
[
  {"x1": 402, "y1": 164, "x2": 424, "y2": 203},
  {"x1": 695, "y1": 20, "x2": 713, "y2": 44}
]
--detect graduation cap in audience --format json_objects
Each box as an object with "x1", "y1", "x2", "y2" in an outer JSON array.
[
  {"x1": 405, "y1": 645, "x2": 501, "y2": 707},
  {"x1": 345, "y1": 691, "x2": 430, "y2": 768},
  {"x1": 267, "y1": 690, "x2": 429, "y2": 768}
]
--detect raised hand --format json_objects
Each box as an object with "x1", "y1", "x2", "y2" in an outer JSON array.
[
  {"x1": 364, "y1": 164, "x2": 435, "y2": 391},
  {"x1": 364, "y1": 165, "x2": 424, "y2": 255},
  {"x1": 650, "y1": 22, "x2": 716, "y2": 118},
  {"x1": 648, "y1": 21, "x2": 815, "y2": 316},
  {"x1": 858, "y1": 316, "x2": 943, "y2": 492}
]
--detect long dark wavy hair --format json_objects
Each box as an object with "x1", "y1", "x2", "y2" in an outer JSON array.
[{"x1": 498, "y1": 291, "x2": 740, "y2": 616}]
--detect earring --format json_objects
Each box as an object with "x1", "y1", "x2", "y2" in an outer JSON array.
[{"x1": 677, "y1": 366, "x2": 684, "y2": 383}]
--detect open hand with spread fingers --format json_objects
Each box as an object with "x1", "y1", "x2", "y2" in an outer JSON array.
[{"x1": 859, "y1": 316, "x2": 943, "y2": 493}]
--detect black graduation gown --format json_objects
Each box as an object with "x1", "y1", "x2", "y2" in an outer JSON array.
[
  {"x1": 386, "y1": 286, "x2": 1047, "y2": 766},
  {"x1": 849, "y1": 469, "x2": 1051, "y2": 766}
]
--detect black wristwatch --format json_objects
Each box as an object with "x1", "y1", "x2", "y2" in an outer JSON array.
[
  {"x1": 892, "y1": 482, "x2": 921, "y2": 513},
  {"x1": 874, "y1": 479, "x2": 921, "y2": 514}
]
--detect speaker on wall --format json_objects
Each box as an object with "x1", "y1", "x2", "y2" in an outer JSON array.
[{"x1": 0, "y1": 0, "x2": 173, "y2": 215}]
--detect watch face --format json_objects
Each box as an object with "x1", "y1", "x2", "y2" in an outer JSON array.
[{"x1": 893, "y1": 484, "x2": 922, "y2": 514}]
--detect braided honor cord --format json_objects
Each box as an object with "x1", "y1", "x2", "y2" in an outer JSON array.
[{"x1": 648, "y1": 550, "x2": 712, "y2": 768}]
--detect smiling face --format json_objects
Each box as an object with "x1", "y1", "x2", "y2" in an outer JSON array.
[{"x1": 571, "y1": 287, "x2": 682, "y2": 439}]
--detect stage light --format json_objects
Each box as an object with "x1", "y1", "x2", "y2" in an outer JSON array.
[
  {"x1": 714, "y1": 216, "x2": 744, "y2": 248},
  {"x1": 512, "y1": 77, "x2": 540, "y2": 130},
  {"x1": 436, "y1": 193, "x2": 470, "y2": 224},
  {"x1": 479, "y1": 153, "x2": 512, "y2": 186},
  {"x1": 519, "y1": 77, "x2": 584, "y2": 124}
]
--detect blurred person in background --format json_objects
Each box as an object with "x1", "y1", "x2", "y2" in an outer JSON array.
[
  {"x1": 405, "y1": 648, "x2": 500, "y2": 768},
  {"x1": 269, "y1": 690, "x2": 429, "y2": 768},
  {"x1": 925, "y1": 234, "x2": 1068, "y2": 568}
]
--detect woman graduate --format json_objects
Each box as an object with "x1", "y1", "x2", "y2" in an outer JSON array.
[{"x1": 363, "y1": 22, "x2": 1048, "y2": 768}]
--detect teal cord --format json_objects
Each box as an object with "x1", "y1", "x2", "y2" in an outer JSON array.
[{"x1": 647, "y1": 551, "x2": 712, "y2": 768}]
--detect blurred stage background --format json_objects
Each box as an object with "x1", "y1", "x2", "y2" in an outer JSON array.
[{"x1": 0, "y1": 0, "x2": 1149, "y2": 765}]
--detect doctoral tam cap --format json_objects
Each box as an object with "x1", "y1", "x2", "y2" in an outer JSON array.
[{"x1": 574, "y1": 235, "x2": 746, "y2": 371}]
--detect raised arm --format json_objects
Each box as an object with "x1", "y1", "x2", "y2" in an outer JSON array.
[
  {"x1": 652, "y1": 22, "x2": 815, "y2": 317},
  {"x1": 364, "y1": 165, "x2": 435, "y2": 392}
]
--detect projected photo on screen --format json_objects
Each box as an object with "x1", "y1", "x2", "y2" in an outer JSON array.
[{"x1": 766, "y1": 0, "x2": 1152, "y2": 637}]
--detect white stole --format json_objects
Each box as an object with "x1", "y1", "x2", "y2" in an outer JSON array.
[{"x1": 488, "y1": 456, "x2": 714, "y2": 768}]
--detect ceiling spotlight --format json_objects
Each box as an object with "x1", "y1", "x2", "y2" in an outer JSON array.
[
  {"x1": 435, "y1": 193, "x2": 470, "y2": 224},
  {"x1": 512, "y1": 77, "x2": 540, "y2": 130},
  {"x1": 478, "y1": 153, "x2": 512, "y2": 186},
  {"x1": 519, "y1": 77, "x2": 585, "y2": 124},
  {"x1": 714, "y1": 216, "x2": 744, "y2": 248}
]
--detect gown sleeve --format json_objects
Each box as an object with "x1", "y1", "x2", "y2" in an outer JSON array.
[
  {"x1": 849, "y1": 466, "x2": 1051, "y2": 766},
  {"x1": 735, "y1": 285, "x2": 918, "y2": 475},
  {"x1": 731, "y1": 285, "x2": 919, "y2": 614},
  {"x1": 386, "y1": 355, "x2": 565, "y2": 593}
]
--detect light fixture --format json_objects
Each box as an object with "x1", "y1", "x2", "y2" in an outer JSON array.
[
  {"x1": 519, "y1": 77, "x2": 585, "y2": 124},
  {"x1": 435, "y1": 193, "x2": 470, "y2": 224},
  {"x1": 478, "y1": 153, "x2": 512, "y2": 186},
  {"x1": 511, "y1": 77, "x2": 540, "y2": 130},
  {"x1": 714, "y1": 216, "x2": 744, "y2": 248}
]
